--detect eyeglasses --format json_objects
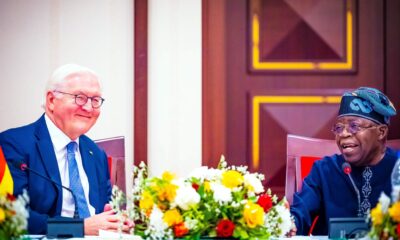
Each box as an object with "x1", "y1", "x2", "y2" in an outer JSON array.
[
  {"x1": 331, "y1": 121, "x2": 379, "y2": 135},
  {"x1": 54, "y1": 91, "x2": 105, "y2": 108}
]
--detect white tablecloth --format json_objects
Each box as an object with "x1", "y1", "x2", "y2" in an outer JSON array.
[
  {"x1": 27, "y1": 233, "x2": 371, "y2": 240},
  {"x1": 25, "y1": 230, "x2": 141, "y2": 240}
]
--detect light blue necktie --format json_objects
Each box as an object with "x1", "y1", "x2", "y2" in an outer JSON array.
[{"x1": 67, "y1": 142, "x2": 90, "y2": 218}]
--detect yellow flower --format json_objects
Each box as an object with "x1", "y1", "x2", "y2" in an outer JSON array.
[
  {"x1": 0, "y1": 207, "x2": 5, "y2": 223},
  {"x1": 157, "y1": 183, "x2": 178, "y2": 202},
  {"x1": 162, "y1": 171, "x2": 176, "y2": 181},
  {"x1": 163, "y1": 208, "x2": 183, "y2": 227},
  {"x1": 204, "y1": 181, "x2": 211, "y2": 192},
  {"x1": 139, "y1": 190, "x2": 154, "y2": 210},
  {"x1": 389, "y1": 202, "x2": 400, "y2": 222},
  {"x1": 370, "y1": 203, "x2": 383, "y2": 226},
  {"x1": 222, "y1": 170, "x2": 244, "y2": 189},
  {"x1": 243, "y1": 201, "x2": 264, "y2": 228}
]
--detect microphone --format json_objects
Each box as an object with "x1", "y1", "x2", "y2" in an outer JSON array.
[
  {"x1": 13, "y1": 159, "x2": 80, "y2": 219},
  {"x1": 342, "y1": 162, "x2": 362, "y2": 217},
  {"x1": 13, "y1": 159, "x2": 84, "y2": 238}
]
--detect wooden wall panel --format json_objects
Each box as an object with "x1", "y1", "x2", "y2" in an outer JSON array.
[
  {"x1": 251, "y1": 93, "x2": 342, "y2": 195},
  {"x1": 202, "y1": 0, "x2": 400, "y2": 198},
  {"x1": 202, "y1": 0, "x2": 227, "y2": 167},
  {"x1": 249, "y1": 0, "x2": 356, "y2": 73},
  {"x1": 386, "y1": 0, "x2": 400, "y2": 139},
  {"x1": 134, "y1": 0, "x2": 148, "y2": 166}
]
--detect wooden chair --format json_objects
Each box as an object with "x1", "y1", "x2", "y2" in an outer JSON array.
[
  {"x1": 285, "y1": 134, "x2": 339, "y2": 204},
  {"x1": 388, "y1": 139, "x2": 400, "y2": 150},
  {"x1": 95, "y1": 136, "x2": 126, "y2": 193}
]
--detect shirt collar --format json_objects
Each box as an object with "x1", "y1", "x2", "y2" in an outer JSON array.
[{"x1": 44, "y1": 114, "x2": 80, "y2": 152}]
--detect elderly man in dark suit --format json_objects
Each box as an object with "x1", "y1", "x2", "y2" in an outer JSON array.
[{"x1": 0, "y1": 64, "x2": 131, "y2": 235}]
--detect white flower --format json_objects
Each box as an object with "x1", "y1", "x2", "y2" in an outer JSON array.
[
  {"x1": 188, "y1": 167, "x2": 222, "y2": 182},
  {"x1": 379, "y1": 192, "x2": 391, "y2": 213},
  {"x1": 148, "y1": 206, "x2": 168, "y2": 233},
  {"x1": 219, "y1": 155, "x2": 227, "y2": 168},
  {"x1": 184, "y1": 218, "x2": 198, "y2": 230},
  {"x1": 11, "y1": 191, "x2": 29, "y2": 232},
  {"x1": 138, "y1": 161, "x2": 145, "y2": 168},
  {"x1": 172, "y1": 180, "x2": 200, "y2": 210},
  {"x1": 392, "y1": 185, "x2": 400, "y2": 202},
  {"x1": 187, "y1": 166, "x2": 209, "y2": 181},
  {"x1": 257, "y1": 173, "x2": 265, "y2": 181},
  {"x1": 210, "y1": 182, "x2": 232, "y2": 203},
  {"x1": 146, "y1": 206, "x2": 173, "y2": 239},
  {"x1": 244, "y1": 173, "x2": 264, "y2": 194},
  {"x1": 0, "y1": 190, "x2": 29, "y2": 238},
  {"x1": 233, "y1": 165, "x2": 249, "y2": 174},
  {"x1": 274, "y1": 205, "x2": 292, "y2": 236},
  {"x1": 206, "y1": 168, "x2": 223, "y2": 181},
  {"x1": 231, "y1": 201, "x2": 241, "y2": 208},
  {"x1": 232, "y1": 186, "x2": 243, "y2": 192}
]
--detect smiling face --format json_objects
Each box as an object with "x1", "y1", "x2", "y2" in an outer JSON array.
[
  {"x1": 334, "y1": 116, "x2": 388, "y2": 166},
  {"x1": 45, "y1": 72, "x2": 102, "y2": 140}
]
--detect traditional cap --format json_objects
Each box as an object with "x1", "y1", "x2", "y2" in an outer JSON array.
[{"x1": 338, "y1": 87, "x2": 397, "y2": 125}]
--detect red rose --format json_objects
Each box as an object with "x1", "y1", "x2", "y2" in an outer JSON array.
[
  {"x1": 174, "y1": 222, "x2": 189, "y2": 238},
  {"x1": 216, "y1": 219, "x2": 235, "y2": 237},
  {"x1": 192, "y1": 183, "x2": 200, "y2": 191},
  {"x1": 257, "y1": 193, "x2": 273, "y2": 212},
  {"x1": 6, "y1": 193, "x2": 16, "y2": 201},
  {"x1": 396, "y1": 223, "x2": 400, "y2": 237}
]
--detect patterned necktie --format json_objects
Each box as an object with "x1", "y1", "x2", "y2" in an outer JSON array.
[{"x1": 67, "y1": 142, "x2": 90, "y2": 218}]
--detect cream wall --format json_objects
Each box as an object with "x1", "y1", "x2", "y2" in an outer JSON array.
[
  {"x1": 0, "y1": 0, "x2": 134, "y2": 191},
  {"x1": 148, "y1": 0, "x2": 202, "y2": 177}
]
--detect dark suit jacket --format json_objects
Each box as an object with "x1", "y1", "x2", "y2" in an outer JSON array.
[{"x1": 0, "y1": 114, "x2": 112, "y2": 234}]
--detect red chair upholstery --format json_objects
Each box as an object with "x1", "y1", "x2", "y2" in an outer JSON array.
[
  {"x1": 295, "y1": 155, "x2": 323, "y2": 235},
  {"x1": 297, "y1": 156, "x2": 321, "y2": 189},
  {"x1": 95, "y1": 136, "x2": 126, "y2": 193},
  {"x1": 107, "y1": 156, "x2": 113, "y2": 179}
]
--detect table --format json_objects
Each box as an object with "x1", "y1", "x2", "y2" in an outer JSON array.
[
  {"x1": 26, "y1": 230, "x2": 141, "y2": 239},
  {"x1": 27, "y1": 232, "x2": 370, "y2": 240}
]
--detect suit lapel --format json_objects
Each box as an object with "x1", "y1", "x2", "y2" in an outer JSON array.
[
  {"x1": 79, "y1": 138, "x2": 99, "y2": 211},
  {"x1": 35, "y1": 115, "x2": 63, "y2": 214}
]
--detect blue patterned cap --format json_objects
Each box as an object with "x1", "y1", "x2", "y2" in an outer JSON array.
[{"x1": 338, "y1": 87, "x2": 397, "y2": 125}]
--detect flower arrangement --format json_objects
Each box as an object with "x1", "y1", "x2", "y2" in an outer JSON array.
[
  {"x1": 112, "y1": 156, "x2": 293, "y2": 239},
  {"x1": 0, "y1": 191, "x2": 29, "y2": 239},
  {"x1": 368, "y1": 189, "x2": 400, "y2": 240}
]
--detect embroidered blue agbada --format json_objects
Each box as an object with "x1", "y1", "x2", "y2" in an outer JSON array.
[{"x1": 290, "y1": 147, "x2": 397, "y2": 235}]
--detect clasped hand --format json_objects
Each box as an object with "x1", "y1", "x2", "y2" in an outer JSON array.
[{"x1": 84, "y1": 204, "x2": 134, "y2": 236}]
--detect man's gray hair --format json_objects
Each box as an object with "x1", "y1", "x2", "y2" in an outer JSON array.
[{"x1": 45, "y1": 63, "x2": 101, "y2": 93}]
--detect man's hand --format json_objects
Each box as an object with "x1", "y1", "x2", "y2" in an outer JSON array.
[
  {"x1": 287, "y1": 225, "x2": 297, "y2": 237},
  {"x1": 103, "y1": 203, "x2": 112, "y2": 212},
  {"x1": 84, "y1": 206, "x2": 133, "y2": 236}
]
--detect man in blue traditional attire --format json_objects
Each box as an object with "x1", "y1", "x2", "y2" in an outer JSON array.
[{"x1": 290, "y1": 87, "x2": 398, "y2": 235}]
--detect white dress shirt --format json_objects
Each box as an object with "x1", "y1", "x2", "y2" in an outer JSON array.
[{"x1": 45, "y1": 114, "x2": 95, "y2": 217}]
